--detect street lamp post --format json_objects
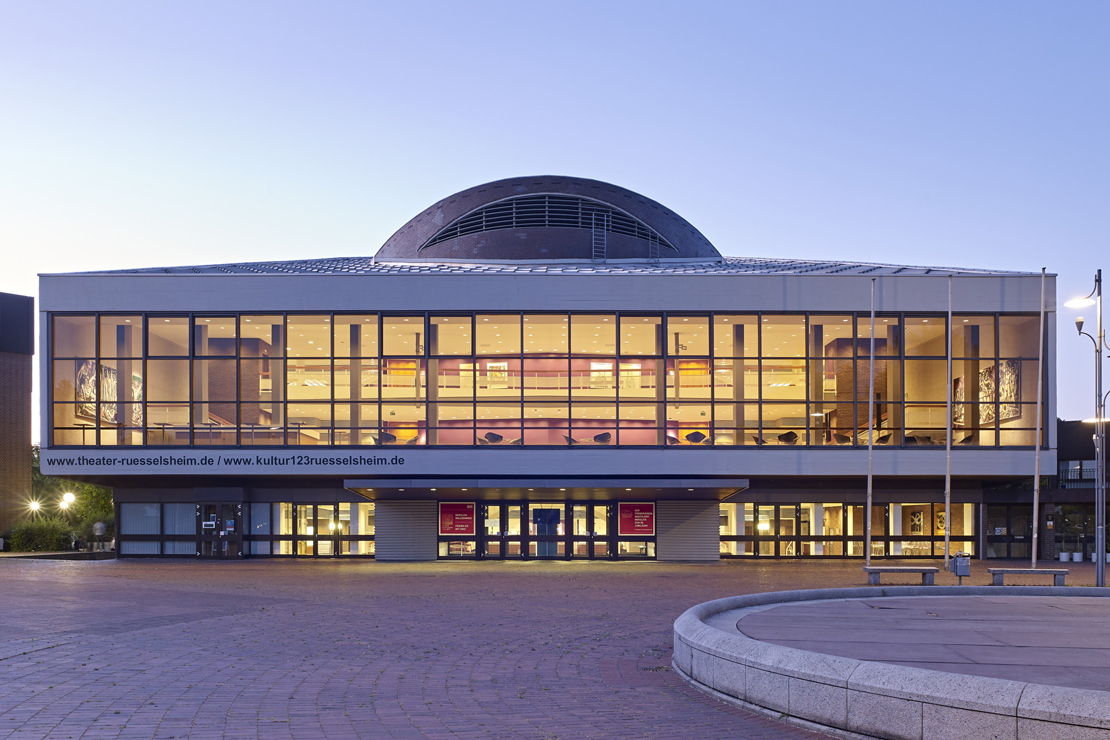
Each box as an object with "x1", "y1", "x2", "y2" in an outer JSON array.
[{"x1": 1068, "y1": 269, "x2": 1106, "y2": 587}]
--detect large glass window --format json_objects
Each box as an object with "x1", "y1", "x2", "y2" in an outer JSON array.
[
  {"x1": 333, "y1": 315, "x2": 378, "y2": 357},
  {"x1": 477, "y1": 314, "x2": 521, "y2": 355},
  {"x1": 667, "y1": 359, "x2": 711, "y2": 402},
  {"x1": 523, "y1": 314, "x2": 567, "y2": 354},
  {"x1": 668, "y1": 316, "x2": 709, "y2": 356},
  {"x1": 47, "y1": 310, "x2": 1046, "y2": 450},
  {"x1": 524, "y1": 358, "x2": 568, "y2": 399},
  {"x1": 147, "y1": 316, "x2": 190, "y2": 357},
  {"x1": 53, "y1": 315, "x2": 96, "y2": 358},
  {"x1": 523, "y1": 404, "x2": 569, "y2": 446},
  {"x1": 761, "y1": 359, "x2": 806, "y2": 401},
  {"x1": 571, "y1": 359, "x2": 615, "y2": 402},
  {"x1": 721, "y1": 501, "x2": 974, "y2": 558},
  {"x1": 382, "y1": 316, "x2": 424, "y2": 356},
  {"x1": 620, "y1": 315, "x2": 661, "y2": 356},
  {"x1": 99, "y1": 316, "x2": 142, "y2": 358},
  {"x1": 572, "y1": 404, "x2": 616, "y2": 445},
  {"x1": 903, "y1": 317, "x2": 943, "y2": 356},
  {"x1": 476, "y1": 404, "x2": 520, "y2": 445},
  {"x1": 953, "y1": 316, "x2": 994, "y2": 358},
  {"x1": 713, "y1": 315, "x2": 758, "y2": 357},
  {"x1": 857, "y1": 315, "x2": 900, "y2": 355},
  {"x1": 762, "y1": 315, "x2": 805, "y2": 357},
  {"x1": 120, "y1": 503, "x2": 160, "y2": 534},
  {"x1": 194, "y1": 317, "x2": 237, "y2": 356},
  {"x1": 999, "y1": 316, "x2": 1039, "y2": 358},
  {"x1": 430, "y1": 316, "x2": 471, "y2": 355},
  {"x1": 571, "y1": 314, "x2": 616, "y2": 356}
]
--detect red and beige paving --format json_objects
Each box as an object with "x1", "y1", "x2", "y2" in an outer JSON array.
[{"x1": 0, "y1": 559, "x2": 1100, "y2": 739}]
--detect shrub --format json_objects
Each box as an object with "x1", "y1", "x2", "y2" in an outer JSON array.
[{"x1": 9, "y1": 517, "x2": 75, "y2": 552}]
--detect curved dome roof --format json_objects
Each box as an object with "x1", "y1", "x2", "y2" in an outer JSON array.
[{"x1": 374, "y1": 176, "x2": 721, "y2": 263}]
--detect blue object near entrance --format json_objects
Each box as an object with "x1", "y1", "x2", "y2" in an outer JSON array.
[{"x1": 534, "y1": 509, "x2": 561, "y2": 556}]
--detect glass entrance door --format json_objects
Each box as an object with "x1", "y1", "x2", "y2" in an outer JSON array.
[
  {"x1": 198, "y1": 503, "x2": 243, "y2": 559},
  {"x1": 473, "y1": 502, "x2": 615, "y2": 560},
  {"x1": 531, "y1": 504, "x2": 564, "y2": 557}
]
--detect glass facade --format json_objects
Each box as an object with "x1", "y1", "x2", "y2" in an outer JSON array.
[
  {"x1": 720, "y1": 502, "x2": 977, "y2": 558},
  {"x1": 116, "y1": 501, "x2": 376, "y2": 558},
  {"x1": 114, "y1": 498, "x2": 657, "y2": 560},
  {"x1": 50, "y1": 312, "x2": 1045, "y2": 448},
  {"x1": 1051, "y1": 504, "x2": 1099, "y2": 561},
  {"x1": 440, "y1": 501, "x2": 649, "y2": 560}
]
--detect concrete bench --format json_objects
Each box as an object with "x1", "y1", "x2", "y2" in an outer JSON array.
[
  {"x1": 987, "y1": 568, "x2": 1068, "y2": 586},
  {"x1": 862, "y1": 566, "x2": 939, "y2": 586}
]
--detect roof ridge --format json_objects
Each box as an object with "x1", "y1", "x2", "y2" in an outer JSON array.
[{"x1": 43, "y1": 253, "x2": 1037, "y2": 278}]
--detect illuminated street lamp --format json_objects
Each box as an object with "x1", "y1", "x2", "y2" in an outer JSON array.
[
  {"x1": 1068, "y1": 270, "x2": 1107, "y2": 587},
  {"x1": 63, "y1": 492, "x2": 75, "y2": 504}
]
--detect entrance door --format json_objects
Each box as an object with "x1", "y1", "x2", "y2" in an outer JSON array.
[
  {"x1": 198, "y1": 503, "x2": 243, "y2": 559},
  {"x1": 532, "y1": 505, "x2": 563, "y2": 558}
]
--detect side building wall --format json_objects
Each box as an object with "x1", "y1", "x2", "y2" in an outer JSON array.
[{"x1": 0, "y1": 292, "x2": 34, "y2": 534}]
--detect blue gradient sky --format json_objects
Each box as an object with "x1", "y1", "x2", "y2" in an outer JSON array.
[{"x1": 2, "y1": 2, "x2": 1107, "y2": 442}]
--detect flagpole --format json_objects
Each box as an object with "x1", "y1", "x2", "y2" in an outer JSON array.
[
  {"x1": 1031, "y1": 267, "x2": 1046, "y2": 567},
  {"x1": 866, "y1": 278, "x2": 876, "y2": 567},
  {"x1": 945, "y1": 276, "x2": 952, "y2": 567}
]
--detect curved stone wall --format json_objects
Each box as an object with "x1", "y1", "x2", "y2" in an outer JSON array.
[{"x1": 673, "y1": 586, "x2": 1110, "y2": 740}]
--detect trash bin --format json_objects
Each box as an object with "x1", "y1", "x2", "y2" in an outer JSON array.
[{"x1": 949, "y1": 551, "x2": 971, "y2": 584}]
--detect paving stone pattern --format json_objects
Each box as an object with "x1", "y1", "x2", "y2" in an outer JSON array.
[{"x1": 0, "y1": 559, "x2": 1100, "y2": 739}]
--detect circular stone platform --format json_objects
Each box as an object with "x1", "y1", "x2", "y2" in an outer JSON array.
[
  {"x1": 673, "y1": 586, "x2": 1110, "y2": 740},
  {"x1": 735, "y1": 594, "x2": 1110, "y2": 692}
]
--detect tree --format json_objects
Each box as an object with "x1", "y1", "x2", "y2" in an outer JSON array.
[{"x1": 30, "y1": 445, "x2": 114, "y2": 538}]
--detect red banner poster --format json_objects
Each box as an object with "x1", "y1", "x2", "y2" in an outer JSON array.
[
  {"x1": 439, "y1": 503, "x2": 476, "y2": 536},
  {"x1": 618, "y1": 503, "x2": 655, "y2": 536}
]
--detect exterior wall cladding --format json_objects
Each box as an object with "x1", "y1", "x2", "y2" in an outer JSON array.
[
  {"x1": 0, "y1": 292, "x2": 34, "y2": 534},
  {"x1": 33, "y1": 176, "x2": 1068, "y2": 563}
]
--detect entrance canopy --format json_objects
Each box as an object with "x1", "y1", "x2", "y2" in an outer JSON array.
[{"x1": 344, "y1": 478, "x2": 749, "y2": 501}]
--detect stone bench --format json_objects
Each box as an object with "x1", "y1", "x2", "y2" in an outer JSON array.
[
  {"x1": 862, "y1": 566, "x2": 939, "y2": 585},
  {"x1": 988, "y1": 568, "x2": 1068, "y2": 586}
]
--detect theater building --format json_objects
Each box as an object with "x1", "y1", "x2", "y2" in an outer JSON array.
[{"x1": 38, "y1": 176, "x2": 1056, "y2": 561}]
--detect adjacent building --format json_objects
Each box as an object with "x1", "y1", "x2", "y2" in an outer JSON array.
[
  {"x1": 1, "y1": 292, "x2": 34, "y2": 534},
  {"x1": 38, "y1": 176, "x2": 1056, "y2": 561}
]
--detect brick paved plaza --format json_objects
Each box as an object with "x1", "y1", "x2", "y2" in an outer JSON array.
[{"x1": 0, "y1": 559, "x2": 1100, "y2": 740}]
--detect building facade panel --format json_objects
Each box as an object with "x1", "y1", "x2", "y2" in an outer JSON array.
[{"x1": 0, "y1": 292, "x2": 34, "y2": 533}]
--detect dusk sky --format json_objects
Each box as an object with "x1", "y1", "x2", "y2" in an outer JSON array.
[{"x1": 2, "y1": 2, "x2": 1107, "y2": 442}]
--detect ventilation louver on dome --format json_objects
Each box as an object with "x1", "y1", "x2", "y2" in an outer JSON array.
[{"x1": 419, "y1": 194, "x2": 679, "y2": 253}]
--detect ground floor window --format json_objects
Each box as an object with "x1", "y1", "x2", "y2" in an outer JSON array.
[
  {"x1": 115, "y1": 500, "x2": 376, "y2": 558},
  {"x1": 1052, "y1": 504, "x2": 1099, "y2": 561},
  {"x1": 263, "y1": 501, "x2": 375, "y2": 557},
  {"x1": 720, "y1": 502, "x2": 976, "y2": 558}
]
